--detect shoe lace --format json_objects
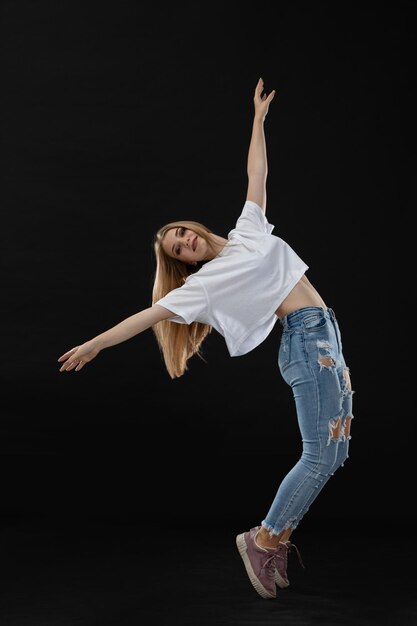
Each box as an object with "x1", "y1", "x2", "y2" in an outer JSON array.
[
  {"x1": 285, "y1": 541, "x2": 306, "y2": 569},
  {"x1": 261, "y1": 552, "x2": 278, "y2": 579},
  {"x1": 275, "y1": 542, "x2": 289, "y2": 570}
]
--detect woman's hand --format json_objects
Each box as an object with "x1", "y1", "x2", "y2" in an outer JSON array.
[
  {"x1": 58, "y1": 340, "x2": 101, "y2": 372},
  {"x1": 253, "y1": 78, "x2": 276, "y2": 121}
]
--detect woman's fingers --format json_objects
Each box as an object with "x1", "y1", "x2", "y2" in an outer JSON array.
[
  {"x1": 58, "y1": 342, "x2": 98, "y2": 372},
  {"x1": 58, "y1": 347, "x2": 94, "y2": 372},
  {"x1": 58, "y1": 347, "x2": 82, "y2": 372},
  {"x1": 59, "y1": 356, "x2": 82, "y2": 372},
  {"x1": 255, "y1": 77, "x2": 264, "y2": 98},
  {"x1": 266, "y1": 89, "x2": 276, "y2": 103},
  {"x1": 254, "y1": 78, "x2": 275, "y2": 106},
  {"x1": 59, "y1": 359, "x2": 75, "y2": 372},
  {"x1": 57, "y1": 347, "x2": 79, "y2": 362}
]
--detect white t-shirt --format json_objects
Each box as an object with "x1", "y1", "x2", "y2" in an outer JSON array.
[{"x1": 155, "y1": 200, "x2": 309, "y2": 356}]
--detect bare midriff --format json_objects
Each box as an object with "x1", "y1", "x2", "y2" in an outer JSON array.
[{"x1": 275, "y1": 274, "x2": 328, "y2": 319}]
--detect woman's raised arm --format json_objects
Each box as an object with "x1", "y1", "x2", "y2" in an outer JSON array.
[{"x1": 245, "y1": 78, "x2": 276, "y2": 213}]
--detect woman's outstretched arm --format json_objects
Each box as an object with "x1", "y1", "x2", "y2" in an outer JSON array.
[
  {"x1": 57, "y1": 304, "x2": 173, "y2": 372},
  {"x1": 246, "y1": 78, "x2": 276, "y2": 213}
]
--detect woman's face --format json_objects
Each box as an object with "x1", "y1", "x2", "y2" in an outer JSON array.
[{"x1": 162, "y1": 226, "x2": 210, "y2": 264}]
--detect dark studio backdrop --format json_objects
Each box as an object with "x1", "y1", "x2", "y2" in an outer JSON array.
[{"x1": 1, "y1": 1, "x2": 415, "y2": 532}]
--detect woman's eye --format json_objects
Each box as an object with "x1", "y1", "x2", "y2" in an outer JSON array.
[
  {"x1": 179, "y1": 227, "x2": 185, "y2": 236},
  {"x1": 175, "y1": 247, "x2": 181, "y2": 255}
]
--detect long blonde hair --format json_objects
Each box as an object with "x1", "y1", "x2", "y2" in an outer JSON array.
[{"x1": 152, "y1": 220, "x2": 219, "y2": 378}]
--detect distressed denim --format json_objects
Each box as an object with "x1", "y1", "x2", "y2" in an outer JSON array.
[{"x1": 262, "y1": 307, "x2": 354, "y2": 535}]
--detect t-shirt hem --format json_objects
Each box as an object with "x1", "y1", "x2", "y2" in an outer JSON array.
[{"x1": 153, "y1": 302, "x2": 193, "y2": 325}]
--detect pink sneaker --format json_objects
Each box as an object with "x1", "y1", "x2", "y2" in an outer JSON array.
[
  {"x1": 236, "y1": 527, "x2": 278, "y2": 599},
  {"x1": 274, "y1": 540, "x2": 305, "y2": 588}
]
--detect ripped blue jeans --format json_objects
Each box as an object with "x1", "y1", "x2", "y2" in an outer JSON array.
[{"x1": 262, "y1": 307, "x2": 354, "y2": 535}]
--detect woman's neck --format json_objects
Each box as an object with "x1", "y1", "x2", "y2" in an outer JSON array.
[{"x1": 207, "y1": 234, "x2": 229, "y2": 260}]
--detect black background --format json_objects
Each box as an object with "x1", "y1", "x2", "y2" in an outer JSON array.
[{"x1": 2, "y1": 0, "x2": 415, "y2": 534}]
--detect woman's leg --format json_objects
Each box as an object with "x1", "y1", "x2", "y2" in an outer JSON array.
[
  {"x1": 236, "y1": 308, "x2": 353, "y2": 598},
  {"x1": 260, "y1": 309, "x2": 354, "y2": 542}
]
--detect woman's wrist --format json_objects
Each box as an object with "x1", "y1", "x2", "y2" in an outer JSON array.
[{"x1": 89, "y1": 336, "x2": 105, "y2": 352}]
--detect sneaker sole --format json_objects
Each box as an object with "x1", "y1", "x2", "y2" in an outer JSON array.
[
  {"x1": 236, "y1": 533, "x2": 275, "y2": 599},
  {"x1": 274, "y1": 571, "x2": 290, "y2": 588}
]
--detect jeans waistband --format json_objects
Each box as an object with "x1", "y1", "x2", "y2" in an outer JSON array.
[{"x1": 280, "y1": 306, "x2": 336, "y2": 330}]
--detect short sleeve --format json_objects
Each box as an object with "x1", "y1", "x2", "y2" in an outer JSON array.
[
  {"x1": 235, "y1": 201, "x2": 275, "y2": 235},
  {"x1": 154, "y1": 276, "x2": 208, "y2": 325}
]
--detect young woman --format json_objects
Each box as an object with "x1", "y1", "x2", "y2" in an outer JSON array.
[{"x1": 58, "y1": 78, "x2": 354, "y2": 600}]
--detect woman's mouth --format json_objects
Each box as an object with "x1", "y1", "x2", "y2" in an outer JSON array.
[{"x1": 192, "y1": 236, "x2": 197, "y2": 252}]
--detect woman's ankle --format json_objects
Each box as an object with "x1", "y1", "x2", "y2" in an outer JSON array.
[{"x1": 256, "y1": 526, "x2": 281, "y2": 550}]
